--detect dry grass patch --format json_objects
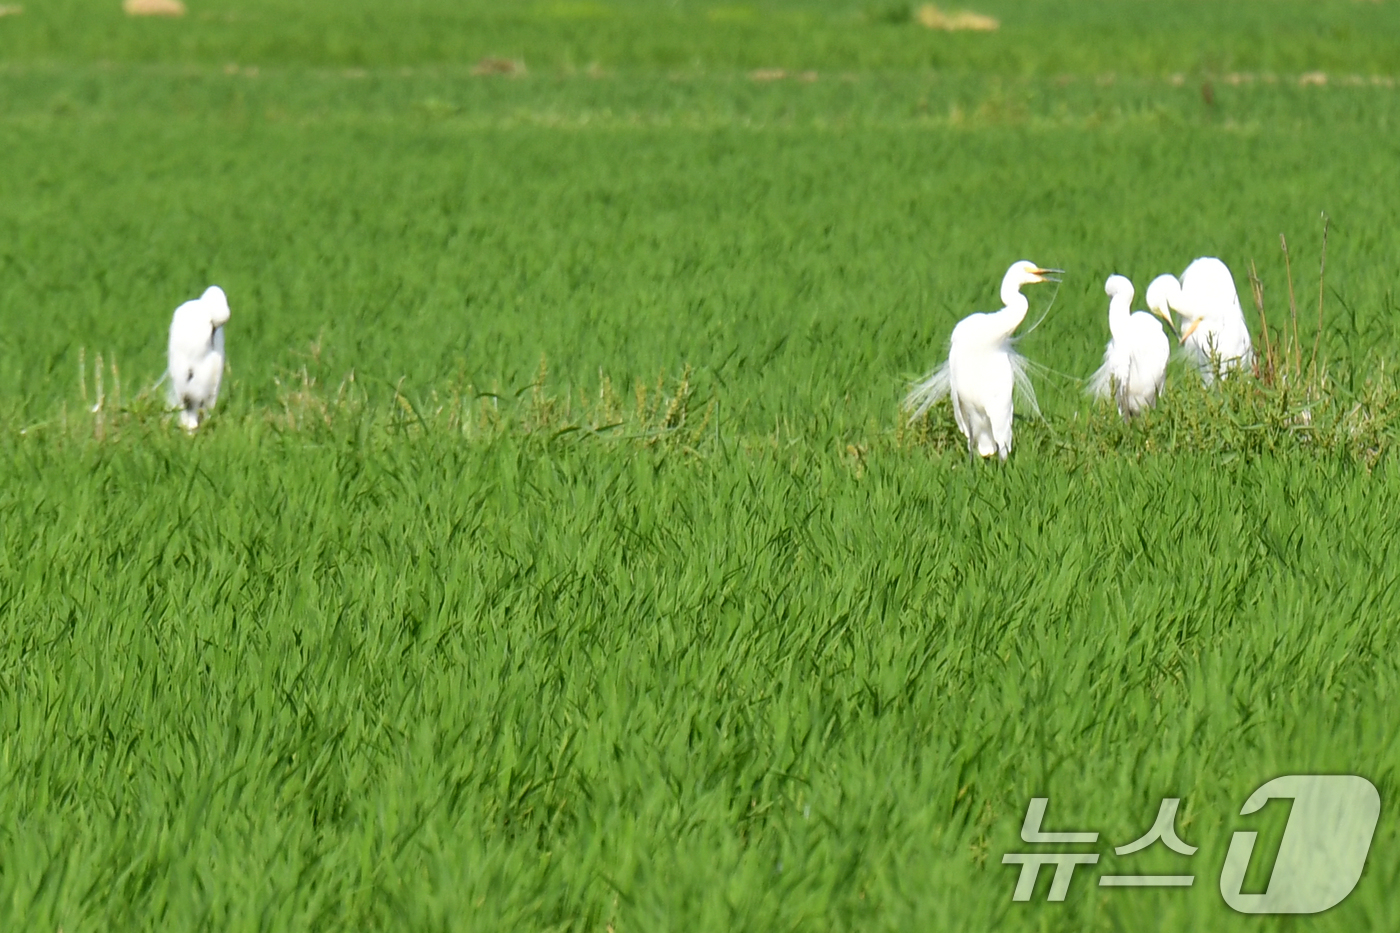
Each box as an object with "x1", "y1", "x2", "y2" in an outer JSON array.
[
  {"x1": 471, "y1": 57, "x2": 527, "y2": 77},
  {"x1": 123, "y1": 0, "x2": 186, "y2": 16},
  {"x1": 914, "y1": 4, "x2": 999, "y2": 31}
]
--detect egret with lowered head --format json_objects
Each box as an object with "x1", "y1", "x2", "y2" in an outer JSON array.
[
  {"x1": 1089, "y1": 274, "x2": 1170, "y2": 419},
  {"x1": 906, "y1": 260, "x2": 1060, "y2": 461},
  {"x1": 167, "y1": 285, "x2": 230, "y2": 432},
  {"x1": 1147, "y1": 257, "x2": 1253, "y2": 385}
]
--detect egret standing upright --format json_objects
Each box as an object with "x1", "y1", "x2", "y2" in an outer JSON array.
[
  {"x1": 905, "y1": 260, "x2": 1060, "y2": 461},
  {"x1": 167, "y1": 285, "x2": 230, "y2": 432},
  {"x1": 1147, "y1": 257, "x2": 1253, "y2": 384},
  {"x1": 1089, "y1": 274, "x2": 1170, "y2": 419}
]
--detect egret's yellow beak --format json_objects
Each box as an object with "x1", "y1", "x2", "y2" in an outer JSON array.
[
  {"x1": 1150, "y1": 306, "x2": 1181, "y2": 339},
  {"x1": 1179, "y1": 317, "x2": 1203, "y2": 344},
  {"x1": 1033, "y1": 267, "x2": 1064, "y2": 283}
]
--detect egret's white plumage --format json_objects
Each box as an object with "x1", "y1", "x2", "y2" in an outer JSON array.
[
  {"x1": 1147, "y1": 257, "x2": 1253, "y2": 385},
  {"x1": 905, "y1": 260, "x2": 1059, "y2": 461},
  {"x1": 167, "y1": 285, "x2": 230, "y2": 431},
  {"x1": 1088, "y1": 274, "x2": 1170, "y2": 419}
]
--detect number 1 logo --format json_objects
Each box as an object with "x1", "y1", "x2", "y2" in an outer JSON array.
[{"x1": 1220, "y1": 775, "x2": 1381, "y2": 914}]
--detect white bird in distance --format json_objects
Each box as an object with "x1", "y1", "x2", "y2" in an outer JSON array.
[
  {"x1": 905, "y1": 260, "x2": 1061, "y2": 461},
  {"x1": 1147, "y1": 257, "x2": 1253, "y2": 385},
  {"x1": 167, "y1": 285, "x2": 230, "y2": 431},
  {"x1": 1089, "y1": 274, "x2": 1170, "y2": 419}
]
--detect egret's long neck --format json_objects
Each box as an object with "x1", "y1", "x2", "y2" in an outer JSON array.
[
  {"x1": 988, "y1": 280, "x2": 1031, "y2": 339},
  {"x1": 1156, "y1": 277, "x2": 1183, "y2": 318},
  {"x1": 1107, "y1": 292, "x2": 1131, "y2": 337}
]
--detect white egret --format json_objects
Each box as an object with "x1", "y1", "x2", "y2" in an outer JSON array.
[
  {"x1": 905, "y1": 260, "x2": 1060, "y2": 461},
  {"x1": 167, "y1": 285, "x2": 230, "y2": 431},
  {"x1": 1088, "y1": 274, "x2": 1170, "y2": 419},
  {"x1": 1147, "y1": 257, "x2": 1253, "y2": 385}
]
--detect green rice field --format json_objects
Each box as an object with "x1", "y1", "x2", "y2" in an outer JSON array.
[{"x1": 3, "y1": 1, "x2": 1400, "y2": 929}]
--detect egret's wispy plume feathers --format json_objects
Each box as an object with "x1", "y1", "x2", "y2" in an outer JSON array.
[
  {"x1": 909, "y1": 340, "x2": 1042, "y2": 422},
  {"x1": 1086, "y1": 355, "x2": 1114, "y2": 399},
  {"x1": 1009, "y1": 346, "x2": 1041, "y2": 418},
  {"x1": 905, "y1": 360, "x2": 951, "y2": 423}
]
